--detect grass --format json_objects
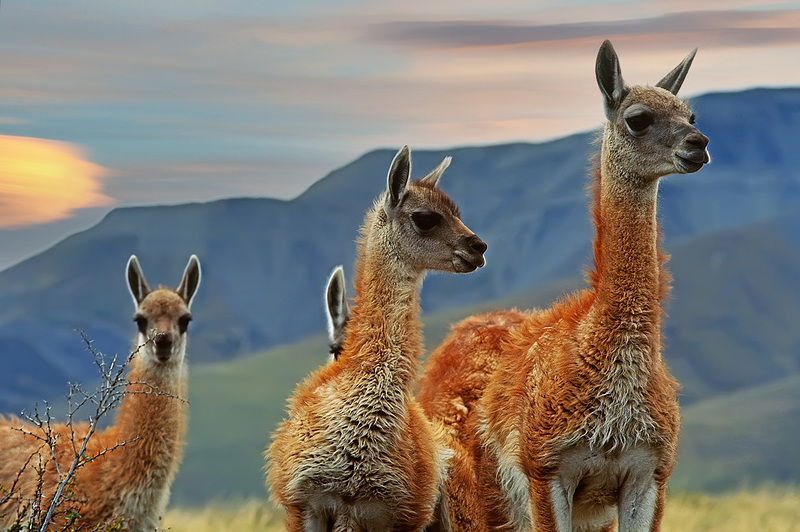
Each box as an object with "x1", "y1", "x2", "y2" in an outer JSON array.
[
  {"x1": 162, "y1": 488, "x2": 800, "y2": 531},
  {"x1": 662, "y1": 488, "x2": 800, "y2": 531},
  {"x1": 163, "y1": 500, "x2": 282, "y2": 532}
]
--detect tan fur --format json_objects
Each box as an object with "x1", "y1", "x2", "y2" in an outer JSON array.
[
  {"x1": 267, "y1": 146, "x2": 486, "y2": 532},
  {"x1": 419, "y1": 41, "x2": 709, "y2": 531},
  {"x1": 0, "y1": 255, "x2": 200, "y2": 531}
]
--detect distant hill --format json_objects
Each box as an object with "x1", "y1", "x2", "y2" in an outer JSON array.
[
  {"x1": 2, "y1": 87, "x2": 800, "y2": 495},
  {"x1": 673, "y1": 373, "x2": 800, "y2": 492},
  {"x1": 165, "y1": 210, "x2": 800, "y2": 504}
]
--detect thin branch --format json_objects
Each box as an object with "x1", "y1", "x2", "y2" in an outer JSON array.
[
  {"x1": 8, "y1": 330, "x2": 149, "y2": 531},
  {"x1": 36, "y1": 331, "x2": 138, "y2": 532}
]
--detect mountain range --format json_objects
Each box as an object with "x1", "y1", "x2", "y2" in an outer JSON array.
[{"x1": 1, "y1": 87, "x2": 800, "y2": 496}]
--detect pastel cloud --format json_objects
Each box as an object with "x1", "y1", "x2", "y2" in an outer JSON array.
[
  {"x1": 1, "y1": 1, "x2": 800, "y2": 212},
  {"x1": 364, "y1": 9, "x2": 800, "y2": 49},
  {"x1": 0, "y1": 135, "x2": 113, "y2": 228}
]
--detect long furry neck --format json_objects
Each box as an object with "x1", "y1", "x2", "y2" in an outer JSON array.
[
  {"x1": 575, "y1": 144, "x2": 672, "y2": 449},
  {"x1": 340, "y1": 206, "x2": 425, "y2": 390},
  {"x1": 103, "y1": 352, "x2": 188, "y2": 483},
  {"x1": 587, "y1": 141, "x2": 670, "y2": 347}
]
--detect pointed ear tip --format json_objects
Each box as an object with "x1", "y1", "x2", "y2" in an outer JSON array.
[
  {"x1": 595, "y1": 43, "x2": 620, "y2": 77},
  {"x1": 390, "y1": 146, "x2": 411, "y2": 168},
  {"x1": 598, "y1": 39, "x2": 614, "y2": 54},
  {"x1": 126, "y1": 256, "x2": 141, "y2": 276}
]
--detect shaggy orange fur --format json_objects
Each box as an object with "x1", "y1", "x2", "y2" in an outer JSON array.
[
  {"x1": 419, "y1": 41, "x2": 709, "y2": 531},
  {"x1": 0, "y1": 255, "x2": 200, "y2": 531},
  {"x1": 267, "y1": 146, "x2": 487, "y2": 531},
  {"x1": 418, "y1": 310, "x2": 528, "y2": 531}
]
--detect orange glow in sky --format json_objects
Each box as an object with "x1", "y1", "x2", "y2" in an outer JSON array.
[{"x1": 0, "y1": 135, "x2": 113, "y2": 228}]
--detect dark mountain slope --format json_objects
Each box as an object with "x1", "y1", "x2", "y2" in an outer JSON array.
[{"x1": 1, "y1": 88, "x2": 799, "y2": 420}]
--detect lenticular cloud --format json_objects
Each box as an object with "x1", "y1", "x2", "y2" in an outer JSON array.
[{"x1": 0, "y1": 135, "x2": 113, "y2": 228}]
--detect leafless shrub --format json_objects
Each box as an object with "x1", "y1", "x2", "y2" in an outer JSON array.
[{"x1": 2, "y1": 331, "x2": 141, "y2": 532}]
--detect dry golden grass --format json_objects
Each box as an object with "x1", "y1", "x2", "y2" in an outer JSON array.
[
  {"x1": 662, "y1": 488, "x2": 800, "y2": 532},
  {"x1": 162, "y1": 500, "x2": 283, "y2": 532},
  {"x1": 162, "y1": 488, "x2": 800, "y2": 531}
]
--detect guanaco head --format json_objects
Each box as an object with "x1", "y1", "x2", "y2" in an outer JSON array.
[
  {"x1": 126, "y1": 255, "x2": 201, "y2": 364},
  {"x1": 325, "y1": 265, "x2": 350, "y2": 362},
  {"x1": 377, "y1": 145, "x2": 487, "y2": 275},
  {"x1": 596, "y1": 39, "x2": 710, "y2": 182}
]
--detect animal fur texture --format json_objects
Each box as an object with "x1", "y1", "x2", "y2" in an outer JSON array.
[
  {"x1": 267, "y1": 146, "x2": 487, "y2": 532},
  {"x1": 0, "y1": 255, "x2": 200, "y2": 531},
  {"x1": 419, "y1": 40, "x2": 709, "y2": 531}
]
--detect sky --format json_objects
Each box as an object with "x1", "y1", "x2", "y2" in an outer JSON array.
[{"x1": 1, "y1": 0, "x2": 800, "y2": 269}]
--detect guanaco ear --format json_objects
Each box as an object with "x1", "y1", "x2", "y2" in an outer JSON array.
[
  {"x1": 127, "y1": 255, "x2": 151, "y2": 307},
  {"x1": 419, "y1": 156, "x2": 451, "y2": 188},
  {"x1": 384, "y1": 145, "x2": 411, "y2": 215},
  {"x1": 656, "y1": 48, "x2": 697, "y2": 96},
  {"x1": 325, "y1": 265, "x2": 350, "y2": 347},
  {"x1": 177, "y1": 255, "x2": 201, "y2": 309},
  {"x1": 596, "y1": 39, "x2": 628, "y2": 120}
]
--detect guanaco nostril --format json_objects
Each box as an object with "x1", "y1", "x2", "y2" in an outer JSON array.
[
  {"x1": 154, "y1": 332, "x2": 173, "y2": 349},
  {"x1": 686, "y1": 132, "x2": 709, "y2": 149},
  {"x1": 470, "y1": 236, "x2": 488, "y2": 255}
]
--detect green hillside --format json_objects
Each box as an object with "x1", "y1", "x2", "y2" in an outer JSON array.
[
  {"x1": 174, "y1": 335, "x2": 800, "y2": 506},
  {"x1": 672, "y1": 374, "x2": 800, "y2": 492},
  {"x1": 171, "y1": 279, "x2": 583, "y2": 505},
  {"x1": 171, "y1": 264, "x2": 800, "y2": 505},
  {"x1": 172, "y1": 262, "x2": 800, "y2": 506},
  {"x1": 174, "y1": 335, "x2": 329, "y2": 504}
]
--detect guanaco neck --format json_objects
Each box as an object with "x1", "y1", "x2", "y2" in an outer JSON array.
[
  {"x1": 568, "y1": 129, "x2": 675, "y2": 450},
  {"x1": 105, "y1": 355, "x2": 188, "y2": 481},
  {"x1": 588, "y1": 130, "x2": 665, "y2": 338},
  {"x1": 340, "y1": 210, "x2": 425, "y2": 393}
]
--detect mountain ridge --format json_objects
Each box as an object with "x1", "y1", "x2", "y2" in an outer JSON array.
[{"x1": 1, "y1": 88, "x2": 799, "y2": 454}]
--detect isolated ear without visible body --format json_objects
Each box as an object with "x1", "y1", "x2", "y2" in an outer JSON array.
[{"x1": 325, "y1": 265, "x2": 350, "y2": 362}]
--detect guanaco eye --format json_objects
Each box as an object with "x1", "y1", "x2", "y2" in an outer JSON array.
[
  {"x1": 622, "y1": 104, "x2": 654, "y2": 136},
  {"x1": 624, "y1": 112, "x2": 654, "y2": 135},
  {"x1": 689, "y1": 113, "x2": 696, "y2": 125},
  {"x1": 133, "y1": 314, "x2": 148, "y2": 334},
  {"x1": 178, "y1": 313, "x2": 193, "y2": 334},
  {"x1": 411, "y1": 210, "x2": 443, "y2": 233}
]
